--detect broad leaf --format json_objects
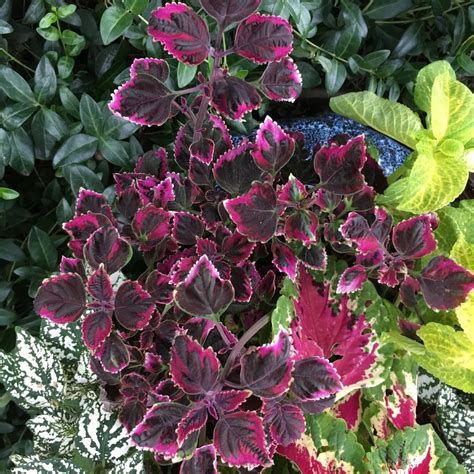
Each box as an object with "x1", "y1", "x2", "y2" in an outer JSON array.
[
  {"x1": 82, "y1": 311, "x2": 113, "y2": 352},
  {"x1": 114, "y1": 280, "x2": 155, "y2": 330},
  {"x1": 95, "y1": 331, "x2": 130, "y2": 373},
  {"x1": 337, "y1": 265, "x2": 367, "y2": 294},
  {"x1": 200, "y1": 0, "x2": 260, "y2": 28},
  {"x1": 260, "y1": 57, "x2": 302, "y2": 102},
  {"x1": 132, "y1": 205, "x2": 171, "y2": 247},
  {"x1": 172, "y1": 212, "x2": 204, "y2": 246},
  {"x1": 180, "y1": 444, "x2": 217, "y2": 474},
  {"x1": 100, "y1": 5, "x2": 133, "y2": 45},
  {"x1": 271, "y1": 239, "x2": 298, "y2": 281},
  {"x1": 263, "y1": 401, "x2": 305, "y2": 446},
  {"x1": 392, "y1": 214, "x2": 437, "y2": 259},
  {"x1": 176, "y1": 405, "x2": 208, "y2": 446}
]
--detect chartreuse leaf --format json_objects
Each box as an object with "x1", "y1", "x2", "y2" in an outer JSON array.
[
  {"x1": 330, "y1": 92, "x2": 423, "y2": 149},
  {"x1": 271, "y1": 277, "x2": 297, "y2": 337},
  {"x1": 456, "y1": 293, "x2": 474, "y2": 345},
  {"x1": 414, "y1": 60, "x2": 455, "y2": 112},
  {"x1": 0, "y1": 187, "x2": 19, "y2": 200},
  {"x1": 416, "y1": 323, "x2": 474, "y2": 393}
]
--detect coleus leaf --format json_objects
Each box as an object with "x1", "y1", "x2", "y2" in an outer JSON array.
[
  {"x1": 392, "y1": 214, "x2": 437, "y2": 260},
  {"x1": 109, "y1": 58, "x2": 176, "y2": 127},
  {"x1": 263, "y1": 401, "x2": 305, "y2": 447},
  {"x1": 75, "y1": 188, "x2": 114, "y2": 222},
  {"x1": 174, "y1": 255, "x2": 234, "y2": 318},
  {"x1": 418, "y1": 256, "x2": 474, "y2": 310},
  {"x1": 314, "y1": 135, "x2": 367, "y2": 195},
  {"x1": 84, "y1": 226, "x2": 132, "y2": 274},
  {"x1": 284, "y1": 210, "x2": 319, "y2": 244},
  {"x1": 213, "y1": 142, "x2": 264, "y2": 195},
  {"x1": 87, "y1": 264, "x2": 113, "y2": 303},
  {"x1": 82, "y1": 311, "x2": 113, "y2": 352},
  {"x1": 210, "y1": 69, "x2": 261, "y2": 120},
  {"x1": 260, "y1": 57, "x2": 302, "y2": 102},
  {"x1": 95, "y1": 331, "x2": 130, "y2": 373},
  {"x1": 222, "y1": 232, "x2": 256, "y2": 264},
  {"x1": 148, "y1": 3, "x2": 210, "y2": 65},
  {"x1": 278, "y1": 174, "x2": 307, "y2": 205},
  {"x1": 120, "y1": 399, "x2": 147, "y2": 433},
  {"x1": 180, "y1": 444, "x2": 218, "y2": 474},
  {"x1": 172, "y1": 212, "x2": 205, "y2": 246},
  {"x1": 200, "y1": 0, "x2": 260, "y2": 28},
  {"x1": 213, "y1": 390, "x2": 251, "y2": 413},
  {"x1": 234, "y1": 14, "x2": 293, "y2": 64},
  {"x1": 59, "y1": 256, "x2": 86, "y2": 280},
  {"x1": 271, "y1": 239, "x2": 298, "y2": 281},
  {"x1": 132, "y1": 205, "x2": 171, "y2": 247},
  {"x1": 224, "y1": 182, "x2": 279, "y2": 243},
  {"x1": 297, "y1": 245, "x2": 327, "y2": 271},
  {"x1": 252, "y1": 116, "x2": 295, "y2": 175},
  {"x1": 34, "y1": 273, "x2": 86, "y2": 324},
  {"x1": 114, "y1": 280, "x2": 155, "y2": 330},
  {"x1": 337, "y1": 265, "x2": 368, "y2": 294},
  {"x1": 240, "y1": 329, "x2": 293, "y2": 398},
  {"x1": 132, "y1": 402, "x2": 189, "y2": 456},
  {"x1": 177, "y1": 404, "x2": 208, "y2": 446},
  {"x1": 231, "y1": 266, "x2": 253, "y2": 302},
  {"x1": 146, "y1": 270, "x2": 175, "y2": 304},
  {"x1": 170, "y1": 333, "x2": 220, "y2": 395},
  {"x1": 214, "y1": 411, "x2": 270, "y2": 469},
  {"x1": 189, "y1": 137, "x2": 215, "y2": 165}
]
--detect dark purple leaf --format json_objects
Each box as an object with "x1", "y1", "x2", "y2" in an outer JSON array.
[
  {"x1": 277, "y1": 174, "x2": 307, "y2": 205},
  {"x1": 214, "y1": 411, "x2": 270, "y2": 469},
  {"x1": 210, "y1": 70, "x2": 261, "y2": 120},
  {"x1": 153, "y1": 177, "x2": 175, "y2": 208},
  {"x1": 200, "y1": 0, "x2": 260, "y2": 28},
  {"x1": 263, "y1": 401, "x2": 305, "y2": 446},
  {"x1": 224, "y1": 182, "x2": 278, "y2": 243},
  {"x1": 87, "y1": 264, "x2": 113, "y2": 303},
  {"x1": 284, "y1": 210, "x2": 319, "y2": 244},
  {"x1": 190, "y1": 137, "x2": 215, "y2": 165},
  {"x1": 174, "y1": 255, "x2": 235, "y2": 318},
  {"x1": 114, "y1": 280, "x2": 155, "y2": 330},
  {"x1": 84, "y1": 226, "x2": 132, "y2": 274},
  {"x1": 145, "y1": 270, "x2": 175, "y2": 304},
  {"x1": 82, "y1": 311, "x2": 112, "y2": 352},
  {"x1": 256, "y1": 270, "x2": 276, "y2": 300},
  {"x1": 75, "y1": 189, "x2": 114, "y2": 221},
  {"x1": 95, "y1": 331, "x2": 130, "y2": 373},
  {"x1": 222, "y1": 232, "x2": 256, "y2": 264},
  {"x1": 213, "y1": 390, "x2": 251, "y2": 413},
  {"x1": 251, "y1": 116, "x2": 295, "y2": 174},
  {"x1": 271, "y1": 239, "x2": 298, "y2": 281},
  {"x1": 176, "y1": 405, "x2": 208, "y2": 446},
  {"x1": 400, "y1": 275, "x2": 421, "y2": 308},
  {"x1": 419, "y1": 256, "x2": 474, "y2": 310},
  {"x1": 313, "y1": 135, "x2": 367, "y2": 195},
  {"x1": 189, "y1": 157, "x2": 212, "y2": 186},
  {"x1": 172, "y1": 212, "x2": 204, "y2": 246},
  {"x1": 297, "y1": 245, "x2": 327, "y2": 271},
  {"x1": 392, "y1": 214, "x2": 437, "y2": 260},
  {"x1": 337, "y1": 265, "x2": 368, "y2": 294},
  {"x1": 290, "y1": 356, "x2": 341, "y2": 401},
  {"x1": 170, "y1": 333, "x2": 220, "y2": 394},
  {"x1": 116, "y1": 184, "x2": 142, "y2": 221},
  {"x1": 230, "y1": 266, "x2": 253, "y2": 302},
  {"x1": 120, "y1": 399, "x2": 146, "y2": 432},
  {"x1": 240, "y1": 329, "x2": 293, "y2": 398},
  {"x1": 260, "y1": 57, "x2": 302, "y2": 102},
  {"x1": 34, "y1": 273, "x2": 86, "y2": 324},
  {"x1": 180, "y1": 444, "x2": 218, "y2": 474},
  {"x1": 148, "y1": 3, "x2": 210, "y2": 65},
  {"x1": 132, "y1": 204, "x2": 171, "y2": 248},
  {"x1": 351, "y1": 185, "x2": 375, "y2": 212},
  {"x1": 299, "y1": 395, "x2": 336, "y2": 414},
  {"x1": 234, "y1": 14, "x2": 293, "y2": 64},
  {"x1": 120, "y1": 373, "x2": 151, "y2": 400},
  {"x1": 377, "y1": 259, "x2": 406, "y2": 287},
  {"x1": 59, "y1": 256, "x2": 86, "y2": 280},
  {"x1": 134, "y1": 147, "x2": 169, "y2": 178},
  {"x1": 340, "y1": 211, "x2": 380, "y2": 255}
]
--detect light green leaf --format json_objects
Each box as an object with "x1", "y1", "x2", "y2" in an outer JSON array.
[
  {"x1": 100, "y1": 6, "x2": 133, "y2": 45},
  {"x1": 271, "y1": 292, "x2": 294, "y2": 337},
  {"x1": 38, "y1": 12, "x2": 57, "y2": 29},
  {"x1": 0, "y1": 187, "x2": 18, "y2": 200},
  {"x1": 414, "y1": 60, "x2": 455, "y2": 112},
  {"x1": 0, "y1": 65, "x2": 36, "y2": 104},
  {"x1": 330, "y1": 91, "x2": 423, "y2": 149},
  {"x1": 27, "y1": 226, "x2": 58, "y2": 270},
  {"x1": 57, "y1": 4, "x2": 77, "y2": 19},
  {"x1": 177, "y1": 62, "x2": 197, "y2": 88},
  {"x1": 456, "y1": 293, "x2": 474, "y2": 345},
  {"x1": 450, "y1": 235, "x2": 474, "y2": 271},
  {"x1": 58, "y1": 56, "x2": 75, "y2": 79},
  {"x1": 53, "y1": 134, "x2": 98, "y2": 167}
]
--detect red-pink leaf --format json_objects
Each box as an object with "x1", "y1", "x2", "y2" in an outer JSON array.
[
  {"x1": 148, "y1": 3, "x2": 210, "y2": 65},
  {"x1": 271, "y1": 239, "x2": 298, "y2": 281},
  {"x1": 278, "y1": 174, "x2": 307, "y2": 205},
  {"x1": 170, "y1": 333, "x2": 220, "y2": 395},
  {"x1": 59, "y1": 256, "x2": 86, "y2": 280},
  {"x1": 230, "y1": 266, "x2": 253, "y2": 303},
  {"x1": 214, "y1": 411, "x2": 270, "y2": 469},
  {"x1": 240, "y1": 329, "x2": 293, "y2": 398},
  {"x1": 87, "y1": 264, "x2": 113, "y2": 303},
  {"x1": 333, "y1": 390, "x2": 362, "y2": 430},
  {"x1": 95, "y1": 331, "x2": 130, "y2": 373},
  {"x1": 261, "y1": 57, "x2": 302, "y2": 102},
  {"x1": 34, "y1": 273, "x2": 86, "y2": 324},
  {"x1": 384, "y1": 383, "x2": 416, "y2": 430},
  {"x1": 264, "y1": 401, "x2": 305, "y2": 446},
  {"x1": 145, "y1": 270, "x2": 175, "y2": 305},
  {"x1": 392, "y1": 214, "x2": 437, "y2": 260},
  {"x1": 337, "y1": 265, "x2": 368, "y2": 294},
  {"x1": 213, "y1": 390, "x2": 251, "y2": 413},
  {"x1": 284, "y1": 210, "x2": 319, "y2": 244},
  {"x1": 176, "y1": 404, "x2": 208, "y2": 446},
  {"x1": 114, "y1": 280, "x2": 155, "y2": 330},
  {"x1": 180, "y1": 444, "x2": 218, "y2": 474},
  {"x1": 277, "y1": 435, "x2": 327, "y2": 474},
  {"x1": 400, "y1": 275, "x2": 421, "y2": 309},
  {"x1": 210, "y1": 70, "x2": 261, "y2": 120},
  {"x1": 252, "y1": 116, "x2": 295, "y2": 174},
  {"x1": 200, "y1": 0, "x2": 260, "y2": 28},
  {"x1": 172, "y1": 212, "x2": 204, "y2": 246},
  {"x1": 190, "y1": 137, "x2": 215, "y2": 165},
  {"x1": 174, "y1": 255, "x2": 234, "y2": 318},
  {"x1": 234, "y1": 14, "x2": 293, "y2": 64},
  {"x1": 224, "y1": 182, "x2": 279, "y2": 243},
  {"x1": 82, "y1": 311, "x2": 113, "y2": 352},
  {"x1": 132, "y1": 205, "x2": 171, "y2": 247},
  {"x1": 75, "y1": 188, "x2": 114, "y2": 221}
]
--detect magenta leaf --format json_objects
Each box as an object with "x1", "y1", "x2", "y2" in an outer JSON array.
[
  {"x1": 298, "y1": 245, "x2": 327, "y2": 271},
  {"x1": 240, "y1": 329, "x2": 293, "y2": 398},
  {"x1": 59, "y1": 256, "x2": 86, "y2": 280},
  {"x1": 174, "y1": 255, "x2": 234, "y2": 318},
  {"x1": 392, "y1": 214, "x2": 437, "y2": 260},
  {"x1": 153, "y1": 177, "x2": 175, "y2": 208},
  {"x1": 256, "y1": 270, "x2": 276, "y2": 300},
  {"x1": 214, "y1": 411, "x2": 270, "y2": 469},
  {"x1": 419, "y1": 256, "x2": 474, "y2": 310},
  {"x1": 213, "y1": 142, "x2": 264, "y2": 195},
  {"x1": 284, "y1": 210, "x2": 319, "y2": 244},
  {"x1": 170, "y1": 333, "x2": 220, "y2": 395},
  {"x1": 290, "y1": 357, "x2": 341, "y2": 401},
  {"x1": 132, "y1": 205, "x2": 171, "y2": 247},
  {"x1": 134, "y1": 147, "x2": 169, "y2": 177},
  {"x1": 87, "y1": 264, "x2": 113, "y2": 303},
  {"x1": 148, "y1": 3, "x2": 210, "y2": 65},
  {"x1": 252, "y1": 117, "x2": 295, "y2": 174},
  {"x1": 224, "y1": 182, "x2": 279, "y2": 243},
  {"x1": 177, "y1": 405, "x2": 208, "y2": 446},
  {"x1": 34, "y1": 273, "x2": 86, "y2": 324},
  {"x1": 109, "y1": 58, "x2": 176, "y2": 127},
  {"x1": 190, "y1": 137, "x2": 215, "y2": 165},
  {"x1": 384, "y1": 383, "x2": 416, "y2": 430},
  {"x1": 213, "y1": 390, "x2": 251, "y2": 413},
  {"x1": 340, "y1": 211, "x2": 381, "y2": 255},
  {"x1": 278, "y1": 174, "x2": 307, "y2": 205},
  {"x1": 82, "y1": 311, "x2": 113, "y2": 352},
  {"x1": 260, "y1": 57, "x2": 302, "y2": 102},
  {"x1": 132, "y1": 402, "x2": 189, "y2": 456},
  {"x1": 264, "y1": 401, "x2": 305, "y2": 446},
  {"x1": 180, "y1": 444, "x2": 218, "y2": 474},
  {"x1": 210, "y1": 70, "x2": 261, "y2": 120},
  {"x1": 145, "y1": 270, "x2": 175, "y2": 304},
  {"x1": 114, "y1": 280, "x2": 155, "y2": 330},
  {"x1": 271, "y1": 239, "x2": 298, "y2": 281},
  {"x1": 95, "y1": 331, "x2": 130, "y2": 373},
  {"x1": 333, "y1": 391, "x2": 362, "y2": 430},
  {"x1": 75, "y1": 189, "x2": 114, "y2": 221},
  {"x1": 200, "y1": 0, "x2": 260, "y2": 28},
  {"x1": 230, "y1": 266, "x2": 253, "y2": 302},
  {"x1": 172, "y1": 212, "x2": 205, "y2": 246},
  {"x1": 314, "y1": 135, "x2": 367, "y2": 195},
  {"x1": 337, "y1": 265, "x2": 368, "y2": 294},
  {"x1": 84, "y1": 226, "x2": 132, "y2": 274},
  {"x1": 222, "y1": 232, "x2": 256, "y2": 264},
  {"x1": 400, "y1": 275, "x2": 421, "y2": 308},
  {"x1": 234, "y1": 14, "x2": 293, "y2": 64}
]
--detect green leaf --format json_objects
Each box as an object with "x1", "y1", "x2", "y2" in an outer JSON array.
[
  {"x1": 0, "y1": 239, "x2": 25, "y2": 262},
  {"x1": 27, "y1": 226, "x2": 58, "y2": 271},
  {"x1": 0, "y1": 308, "x2": 16, "y2": 326},
  {"x1": 334, "y1": 25, "x2": 362, "y2": 58},
  {"x1": 391, "y1": 22, "x2": 423, "y2": 58},
  {"x1": 38, "y1": 12, "x2": 57, "y2": 29},
  {"x1": 0, "y1": 66, "x2": 36, "y2": 104},
  {"x1": 100, "y1": 5, "x2": 133, "y2": 45},
  {"x1": 59, "y1": 86, "x2": 80, "y2": 119},
  {"x1": 270, "y1": 285, "x2": 296, "y2": 337},
  {"x1": 57, "y1": 4, "x2": 77, "y2": 19},
  {"x1": 123, "y1": 0, "x2": 148, "y2": 15},
  {"x1": 0, "y1": 186, "x2": 19, "y2": 200},
  {"x1": 52, "y1": 134, "x2": 98, "y2": 167},
  {"x1": 177, "y1": 62, "x2": 197, "y2": 88},
  {"x1": 365, "y1": 0, "x2": 414, "y2": 20},
  {"x1": 56, "y1": 198, "x2": 73, "y2": 224},
  {"x1": 341, "y1": 0, "x2": 367, "y2": 37},
  {"x1": 63, "y1": 165, "x2": 104, "y2": 195},
  {"x1": 363, "y1": 49, "x2": 391, "y2": 68},
  {"x1": 79, "y1": 94, "x2": 103, "y2": 137},
  {"x1": 102, "y1": 112, "x2": 138, "y2": 140},
  {"x1": 1, "y1": 102, "x2": 37, "y2": 130},
  {"x1": 321, "y1": 58, "x2": 347, "y2": 96},
  {"x1": 330, "y1": 91, "x2": 423, "y2": 148},
  {"x1": 36, "y1": 26, "x2": 60, "y2": 41},
  {"x1": 395, "y1": 149, "x2": 468, "y2": 213},
  {"x1": 10, "y1": 457, "x2": 83, "y2": 473},
  {"x1": 414, "y1": 60, "x2": 455, "y2": 113},
  {"x1": 9, "y1": 127, "x2": 35, "y2": 175},
  {"x1": 456, "y1": 293, "x2": 474, "y2": 345},
  {"x1": 41, "y1": 108, "x2": 68, "y2": 141},
  {"x1": 23, "y1": 0, "x2": 46, "y2": 24},
  {"x1": 99, "y1": 139, "x2": 129, "y2": 167},
  {"x1": 0, "y1": 18, "x2": 12, "y2": 33},
  {"x1": 58, "y1": 56, "x2": 74, "y2": 79},
  {"x1": 34, "y1": 56, "x2": 57, "y2": 104},
  {"x1": 416, "y1": 323, "x2": 474, "y2": 393}
]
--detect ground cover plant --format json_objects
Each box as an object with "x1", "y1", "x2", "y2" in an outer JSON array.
[{"x1": 0, "y1": 0, "x2": 473, "y2": 473}]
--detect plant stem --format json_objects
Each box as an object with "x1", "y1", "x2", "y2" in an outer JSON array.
[
  {"x1": 0, "y1": 48, "x2": 35, "y2": 73},
  {"x1": 375, "y1": 2, "x2": 470, "y2": 23},
  {"x1": 138, "y1": 14, "x2": 149, "y2": 25}
]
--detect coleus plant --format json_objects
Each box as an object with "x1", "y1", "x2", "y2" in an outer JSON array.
[{"x1": 30, "y1": 1, "x2": 474, "y2": 472}]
